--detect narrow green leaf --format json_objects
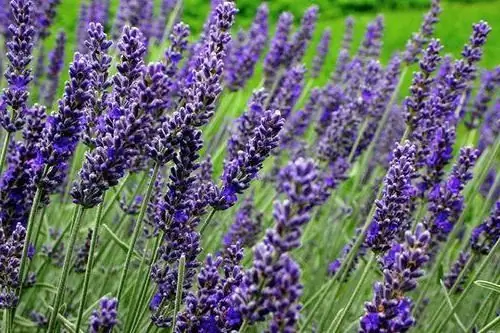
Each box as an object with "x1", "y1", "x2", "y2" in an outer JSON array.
[
  {"x1": 439, "y1": 280, "x2": 467, "y2": 333},
  {"x1": 102, "y1": 223, "x2": 142, "y2": 260},
  {"x1": 474, "y1": 280, "x2": 500, "y2": 294}
]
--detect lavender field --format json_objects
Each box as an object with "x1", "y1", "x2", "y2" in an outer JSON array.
[{"x1": 0, "y1": 0, "x2": 498, "y2": 332}]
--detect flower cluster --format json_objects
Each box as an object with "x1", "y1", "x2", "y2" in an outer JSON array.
[{"x1": 89, "y1": 296, "x2": 118, "y2": 333}]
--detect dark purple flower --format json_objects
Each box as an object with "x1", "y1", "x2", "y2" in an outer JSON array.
[
  {"x1": 88, "y1": 0, "x2": 110, "y2": 27},
  {"x1": 74, "y1": 229, "x2": 92, "y2": 273},
  {"x1": 212, "y1": 110, "x2": 284, "y2": 210},
  {"x1": 43, "y1": 31, "x2": 66, "y2": 107},
  {"x1": 223, "y1": 195, "x2": 262, "y2": 249},
  {"x1": 358, "y1": 15, "x2": 384, "y2": 61},
  {"x1": 0, "y1": 223, "x2": 26, "y2": 308},
  {"x1": 470, "y1": 201, "x2": 499, "y2": 255},
  {"x1": 360, "y1": 224, "x2": 430, "y2": 333},
  {"x1": 30, "y1": 311, "x2": 48, "y2": 328},
  {"x1": 443, "y1": 251, "x2": 471, "y2": 292},
  {"x1": 0, "y1": 0, "x2": 35, "y2": 133},
  {"x1": 283, "y1": 5, "x2": 318, "y2": 67},
  {"x1": 330, "y1": 16, "x2": 354, "y2": 83},
  {"x1": 89, "y1": 296, "x2": 118, "y2": 333},
  {"x1": 269, "y1": 65, "x2": 305, "y2": 120},
  {"x1": 365, "y1": 142, "x2": 417, "y2": 253}
]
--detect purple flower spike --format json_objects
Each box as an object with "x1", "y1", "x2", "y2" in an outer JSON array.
[
  {"x1": 43, "y1": 31, "x2": 66, "y2": 107},
  {"x1": 212, "y1": 110, "x2": 284, "y2": 210},
  {"x1": 0, "y1": 223, "x2": 26, "y2": 308},
  {"x1": 360, "y1": 224, "x2": 430, "y2": 333},
  {"x1": 270, "y1": 65, "x2": 306, "y2": 120},
  {"x1": 443, "y1": 251, "x2": 470, "y2": 292},
  {"x1": 225, "y1": 3, "x2": 268, "y2": 91},
  {"x1": 331, "y1": 17, "x2": 354, "y2": 83},
  {"x1": 403, "y1": 0, "x2": 441, "y2": 64},
  {"x1": 223, "y1": 195, "x2": 263, "y2": 249},
  {"x1": 0, "y1": 0, "x2": 35, "y2": 133},
  {"x1": 465, "y1": 67, "x2": 500, "y2": 129},
  {"x1": 365, "y1": 142, "x2": 417, "y2": 253},
  {"x1": 284, "y1": 5, "x2": 319, "y2": 67},
  {"x1": 311, "y1": 28, "x2": 331, "y2": 78},
  {"x1": 470, "y1": 201, "x2": 499, "y2": 255},
  {"x1": 358, "y1": 15, "x2": 384, "y2": 61},
  {"x1": 263, "y1": 12, "x2": 293, "y2": 89},
  {"x1": 89, "y1": 296, "x2": 118, "y2": 333}
]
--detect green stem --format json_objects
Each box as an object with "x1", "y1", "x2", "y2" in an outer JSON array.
[
  {"x1": 238, "y1": 320, "x2": 248, "y2": 333},
  {"x1": 331, "y1": 254, "x2": 375, "y2": 333},
  {"x1": 479, "y1": 316, "x2": 500, "y2": 333},
  {"x1": 116, "y1": 163, "x2": 160, "y2": 304},
  {"x1": 32, "y1": 206, "x2": 47, "y2": 250},
  {"x1": 0, "y1": 131, "x2": 12, "y2": 175},
  {"x1": 171, "y1": 254, "x2": 186, "y2": 333},
  {"x1": 75, "y1": 193, "x2": 106, "y2": 333},
  {"x1": 101, "y1": 172, "x2": 132, "y2": 221},
  {"x1": 17, "y1": 187, "x2": 43, "y2": 299},
  {"x1": 199, "y1": 209, "x2": 216, "y2": 235},
  {"x1": 47, "y1": 205, "x2": 86, "y2": 333},
  {"x1": 347, "y1": 118, "x2": 369, "y2": 164},
  {"x1": 429, "y1": 240, "x2": 499, "y2": 332},
  {"x1": 467, "y1": 274, "x2": 500, "y2": 332},
  {"x1": 129, "y1": 234, "x2": 163, "y2": 333}
]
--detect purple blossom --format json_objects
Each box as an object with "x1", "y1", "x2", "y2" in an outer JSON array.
[
  {"x1": 225, "y1": 3, "x2": 268, "y2": 91},
  {"x1": 365, "y1": 142, "x2": 417, "y2": 253},
  {"x1": 0, "y1": 0, "x2": 35, "y2": 133},
  {"x1": 211, "y1": 110, "x2": 284, "y2": 210},
  {"x1": 283, "y1": 5, "x2": 318, "y2": 67},
  {"x1": 465, "y1": 67, "x2": 500, "y2": 129},
  {"x1": 223, "y1": 195, "x2": 262, "y2": 249},
  {"x1": 74, "y1": 229, "x2": 92, "y2": 273},
  {"x1": 443, "y1": 251, "x2": 470, "y2": 292},
  {"x1": 88, "y1": 0, "x2": 110, "y2": 27},
  {"x1": 43, "y1": 31, "x2": 66, "y2": 107},
  {"x1": 360, "y1": 224, "x2": 430, "y2": 333},
  {"x1": 358, "y1": 15, "x2": 384, "y2": 61},
  {"x1": 0, "y1": 223, "x2": 26, "y2": 308},
  {"x1": 311, "y1": 28, "x2": 331, "y2": 78},
  {"x1": 263, "y1": 12, "x2": 293, "y2": 89},
  {"x1": 89, "y1": 296, "x2": 118, "y2": 333},
  {"x1": 403, "y1": 0, "x2": 441, "y2": 64},
  {"x1": 478, "y1": 98, "x2": 499, "y2": 153},
  {"x1": 270, "y1": 65, "x2": 305, "y2": 120},
  {"x1": 153, "y1": 0, "x2": 177, "y2": 44},
  {"x1": 331, "y1": 17, "x2": 354, "y2": 83},
  {"x1": 470, "y1": 201, "x2": 499, "y2": 255}
]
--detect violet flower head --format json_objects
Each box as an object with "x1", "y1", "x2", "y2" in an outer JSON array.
[
  {"x1": 358, "y1": 15, "x2": 384, "y2": 61},
  {"x1": 284, "y1": 5, "x2": 319, "y2": 67},
  {"x1": 342, "y1": 16, "x2": 355, "y2": 52},
  {"x1": 223, "y1": 195, "x2": 263, "y2": 249},
  {"x1": 39, "y1": 53, "x2": 92, "y2": 201},
  {"x1": 427, "y1": 147, "x2": 479, "y2": 242},
  {"x1": 365, "y1": 142, "x2": 417, "y2": 254},
  {"x1": 74, "y1": 229, "x2": 92, "y2": 273},
  {"x1": 470, "y1": 201, "x2": 499, "y2": 255},
  {"x1": 403, "y1": 0, "x2": 441, "y2": 64},
  {"x1": 0, "y1": 0, "x2": 35, "y2": 133},
  {"x1": 212, "y1": 110, "x2": 284, "y2": 210},
  {"x1": 89, "y1": 296, "x2": 118, "y2": 333},
  {"x1": 88, "y1": 0, "x2": 110, "y2": 26},
  {"x1": 225, "y1": 3, "x2": 268, "y2": 91},
  {"x1": 462, "y1": 21, "x2": 491, "y2": 69},
  {"x1": 263, "y1": 12, "x2": 293, "y2": 89},
  {"x1": 164, "y1": 22, "x2": 190, "y2": 79},
  {"x1": 443, "y1": 251, "x2": 471, "y2": 292},
  {"x1": 331, "y1": 17, "x2": 355, "y2": 83},
  {"x1": 76, "y1": 2, "x2": 89, "y2": 52},
  {"x1": 43, "y1": 31, "x2": 66, "y2": 107},
  {"x1": 153, "y1": 0, "x2": 177, "y2": 44},
  {"x1": 22, "y1": 104, "x2": 46, "y2": 149},
  {"x1": 360, "y1": 224, "x2": 430, "y2": 333},
  {"x1": 478, "y1": 98, "x2": 499, "y2": 153},
  {"x1": 311, "y1": 28, "x2": 331, "y2": 78},
  {"x1": 270, "y1": 65, "x2": 306, "y2": 120},
  {"x1": 35, "y1": 0, "x2": 61, "y2": 40},
  {"x1": 465, "y1": 67, "x2": 500, "y2": 129},
  {"x1": 0, "y1": 223, "x2": 26, "y2": 309}
]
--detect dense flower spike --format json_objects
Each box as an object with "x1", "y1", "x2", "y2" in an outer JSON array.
[
  {"x1": 470, "y1": 201, "x2": 500, "y2": 255},
  {"x1": 270, "y1": 65, "x2": 305, "y2": 120},
  {"x1": 223, "y1": 195, "x2": 262, "y2": 248},
  {"x1": 403, "y1": 0, "x2": 441, "y2": 64},
  {"x1": 0, "y1": 0, "x2": 35, "y2": 132},
  {"x1": 360, "y1": 224, "x2": 430, "y2": 332},
  {"x1": 284, "y1": 5, "x2": 318, "y2": 67},
  {"x1": 365, "y1": 142, "x2": 417, "y2": 253},
  {"x1": 443, "y1": 251, "x2": 470, "y2": 292},
  {"x1": 39, "y1": 52, "x2": 92, "y2": 202},
  {"x1": 153, "y1": 0, "x2": 177, "y2": 44},
  {"x1": 331, "y1": 17, "x2": 354, "y2": 83},
  {"x1": 263, "y1": 12, "x2": 293, "y2": 89},
  {"x1": 358, "y1": 15, "x2": 384, "y2": 61},
  {"x1": 225, "y1": 3, "x2": 268, "y2": 91},
  {"x1": 212, "y1": 109, "x2": 284, "y2": 210},
  {"x1": 43, "y1": 31, "x2": 66, "y2": 107},
  {"x1": 0, "y1": 223, "x2": 26, "y2": 308},
  {"x1": 465, "y1": 67, "x2": 500, "y2": 129},
  {"x1": 89, "y1": 296, "x2": 118, "y2": 333}
]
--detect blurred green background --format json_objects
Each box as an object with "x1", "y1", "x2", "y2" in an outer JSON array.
[{"x1": 50, "y1": 0, "x2": 499, "y2": 77}]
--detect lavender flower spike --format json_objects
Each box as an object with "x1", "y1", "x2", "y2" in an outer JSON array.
[
  {"x1": 470, "y1": 201, "x2": 500, "y2": 255},
  {"x1": 365, "y1": 141, "x2": 417, "y2": 253},
  {"x1": 0, "y1": 0, "x2": 35, "y2": 132},
  {"x1": 263, "y1": 12, "x2": 293, "y2": 89},
  {"x1": 223, "y1": 195, "x2": 262, "y2": 249},
  {"x1": 311, "y1": 28, "x2": 331, "y2": 78},
  {"x1": 358, "y1": 15, "x2": 384, "y2": 61},
  {"x1": 89, "y1": 296, "x2": 118, "y2": 333},
  {"x1": 284, "y1": 5, "x2": 319, "y2": 67},
  {"x1": 0, "y1": 223, "x2": 26, "y2": 308},
  {"x1": 43, "y1": 31, "x2": 66, "y2": 107}
]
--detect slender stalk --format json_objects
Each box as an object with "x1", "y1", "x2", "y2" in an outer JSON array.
[
  {"x1": 429, "y1": 240, "x2": 499, "y2": 332},
  {"x1": 116, "y1": 163, "x2": 160, "y2": 304},
  {"x1": 47, "y1": 205, "x2": 86, "y2": 333},
  {"x1": 0, "y1": 131, "x2": 12, "y2": 175},
  {"x1": 347, "y1": 118, "x2": 369, "y2": 164},
  {"x1": 331, "y1": 254, "x2": 375, "y2": 333},
  {"x1": 75, "y1": 193, "x2": 107, "y2": 333},
  {"x1": 171, "y1": 254, "x2": 186, "y2": 333},
  {"x1": 32, "y1": 207, "x2": 47, "y2": 250},
  {"x1": 467, "y1": 275, "x2": 499, "y2": 332},
  {"x1": 238, "y1": 320, "x2": 248, "y2": 333},
  {"x1": 423, "y1": 253, "x2": 477, "y2": 328},
  {"x1": 129, "y1": 233, "x2": 164, "y2": 333},
  {"x1": 101, "y1": 172, "x2": 133, "y2": 221},
  {"x1": 199, "y1": 208, "x2": 216, "y2": 235},
  {"x1": 479, "y1": 316, "x2": 500, "y2": 333},
  {"x1": 17, "y1": 187, "x2": 43, "y2": 299}
]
